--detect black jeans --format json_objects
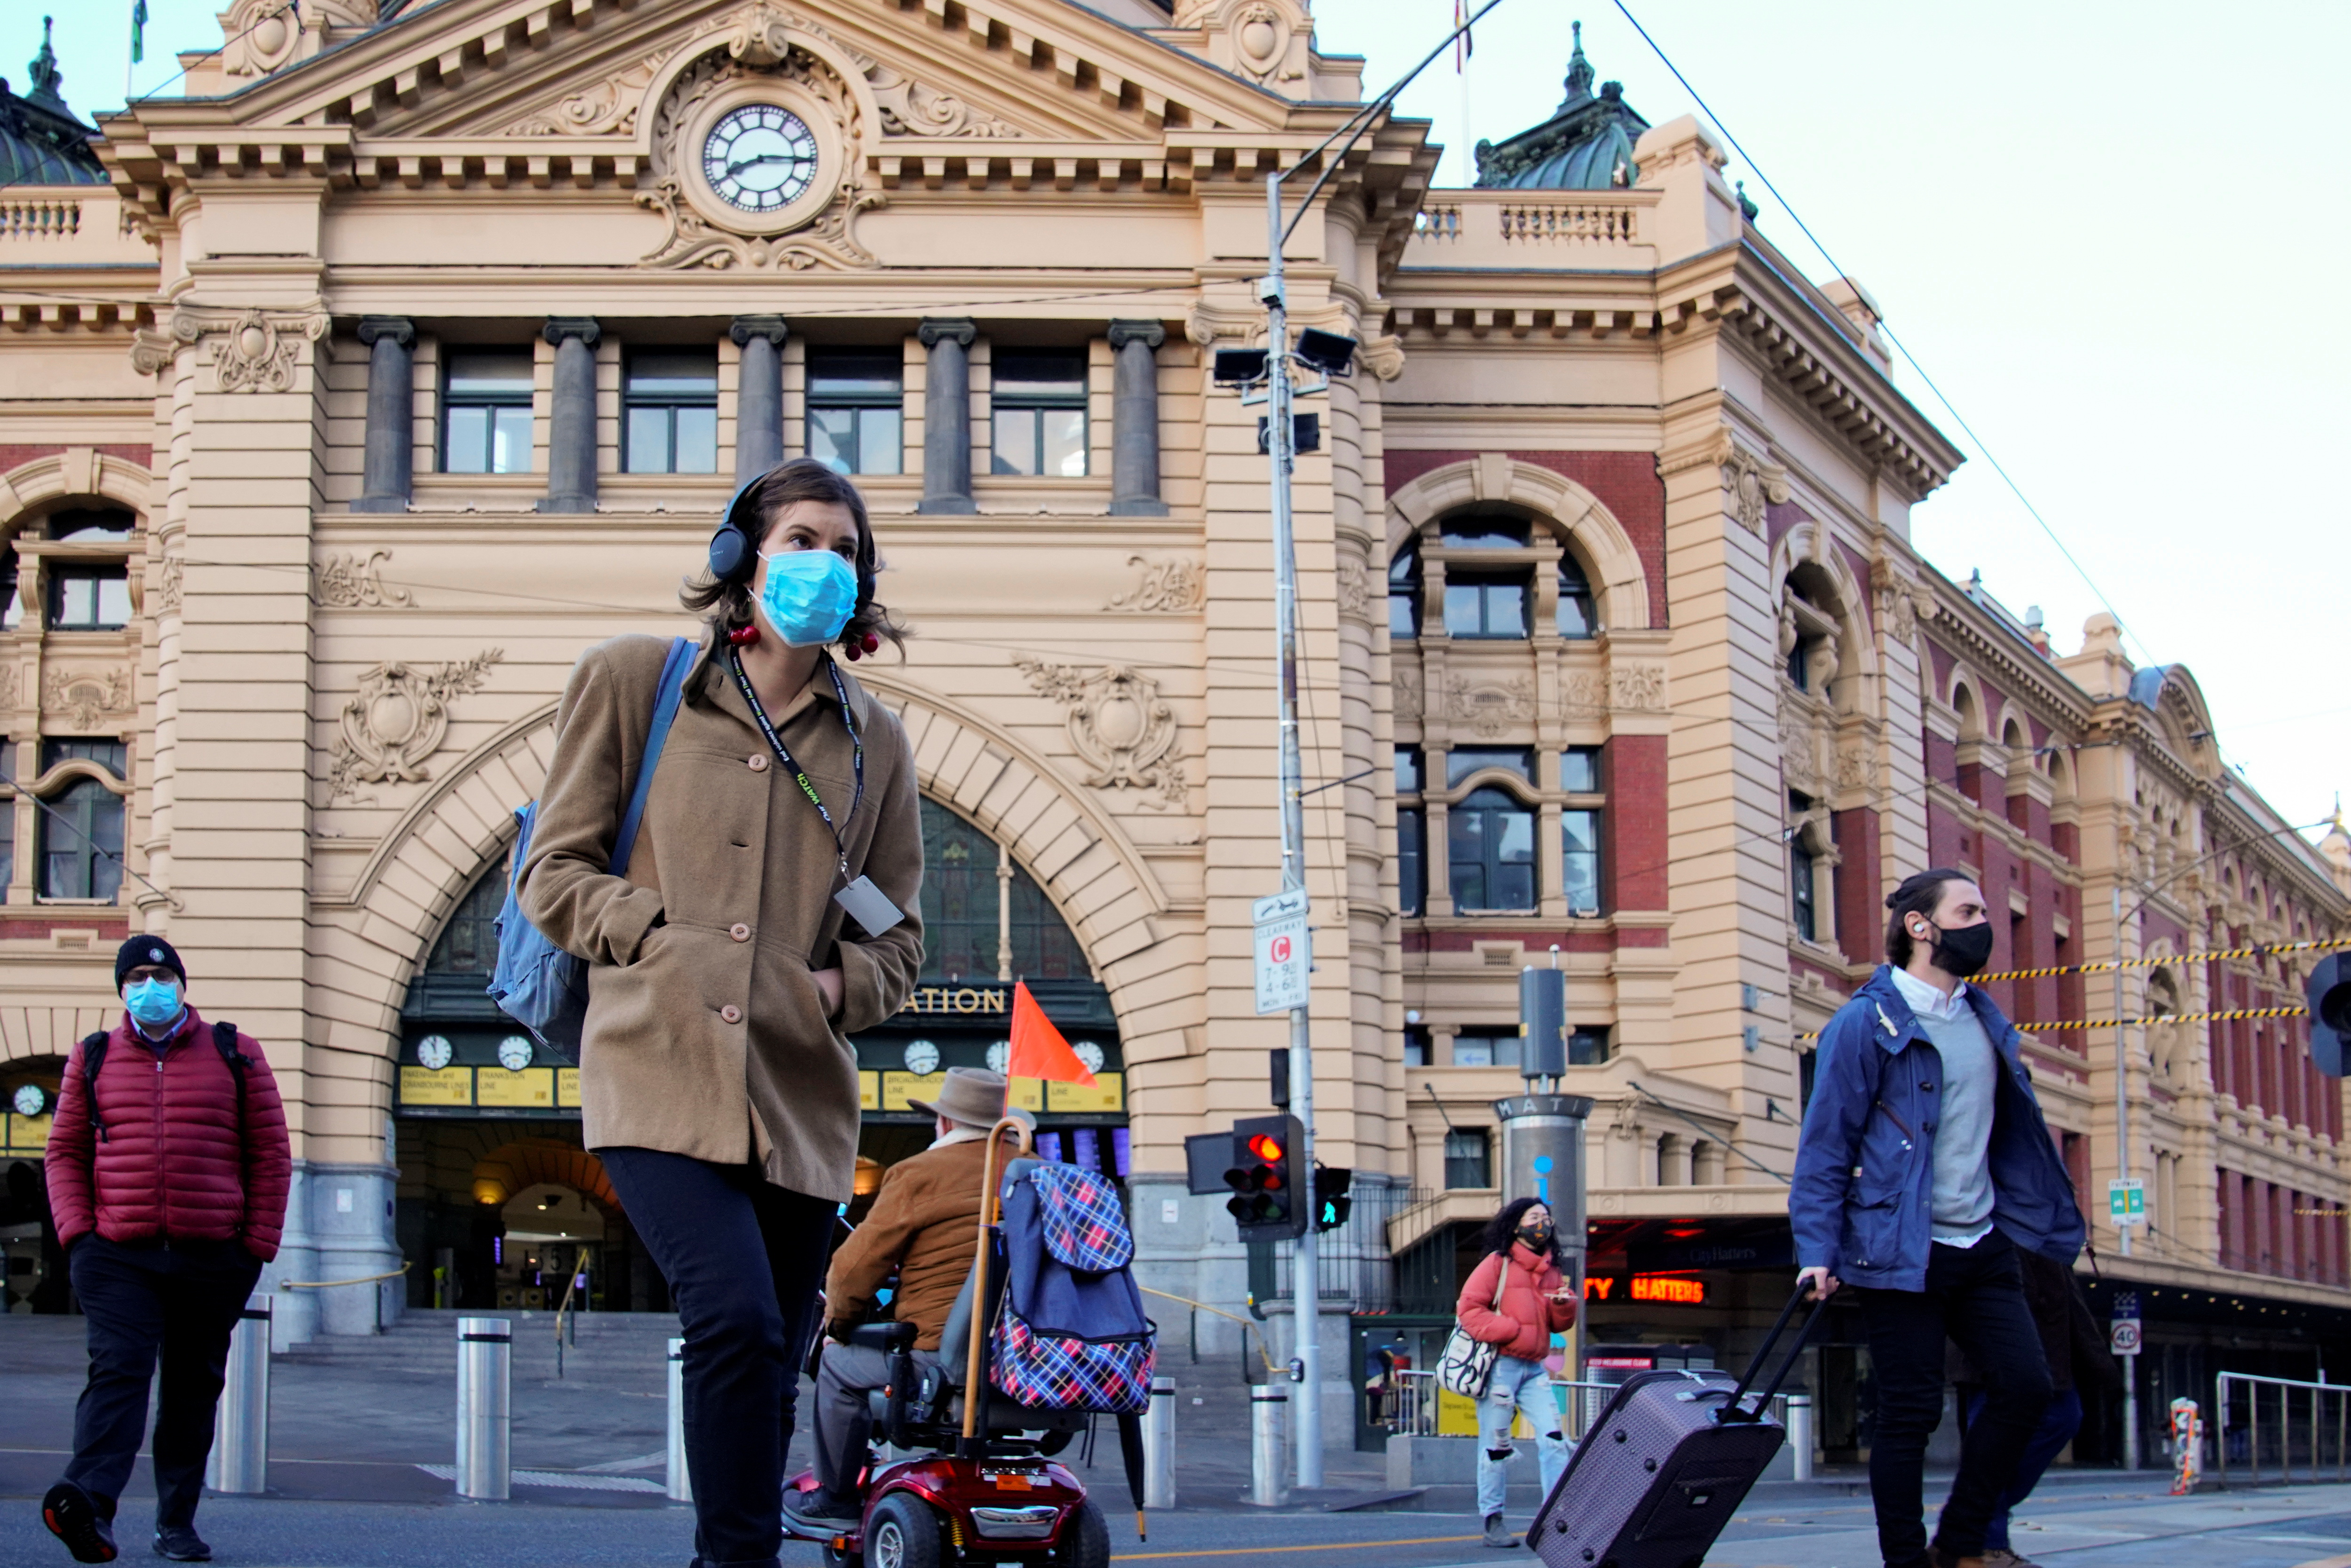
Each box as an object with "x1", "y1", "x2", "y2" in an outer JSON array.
[
  {"x1": 63, "y1": 1235, "x2": 262, "y2": 1529},
  {"x1": 1850, "y1": 1230, "x2": 2052, "y2": 1566},
  {"x1": 596, "y1": 1147, "x2": 835, "y2": 1568}
]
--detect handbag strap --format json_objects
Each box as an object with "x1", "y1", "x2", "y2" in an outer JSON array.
[
  {"x1": 610, "y1": 637, "x2": 696, "y2": 875},
  {"x1": 1491, "y1": 1257, "x2": 1509, "y2": 1309}
]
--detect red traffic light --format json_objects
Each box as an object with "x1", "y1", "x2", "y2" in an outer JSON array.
[{"x1": 1247, "y1": 1132, "x2": 1285, "y2": 1163}]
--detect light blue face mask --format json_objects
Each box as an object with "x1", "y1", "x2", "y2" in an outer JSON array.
[
  {"x1": 755, "y1": 549, "x2": 859, "y2": 647},
  {"x1": 125, "y1": 977, "x2": 181, "y2": 1029}
]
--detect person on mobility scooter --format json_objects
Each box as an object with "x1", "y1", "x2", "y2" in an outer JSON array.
[{"x1": 783, "y1": 1096, "x2": 1155, "y2": 1568}]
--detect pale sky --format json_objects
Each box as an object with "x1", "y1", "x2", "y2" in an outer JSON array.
[{"x1": 22, "y1": 1, "x2": 2346, "y2": 846}]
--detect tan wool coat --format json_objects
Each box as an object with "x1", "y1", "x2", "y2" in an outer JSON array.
[
  {"x1": 520, "y1": 634, "x2": 924, "y2": 1203},
  {"x1": 824, "y1": 1131, "x2": 1013, "y2": 1351}
]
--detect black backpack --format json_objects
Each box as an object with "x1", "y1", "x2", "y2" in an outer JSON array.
[{"x1": 80, "y1": 1021, "x2": 247, "y2": 1146}]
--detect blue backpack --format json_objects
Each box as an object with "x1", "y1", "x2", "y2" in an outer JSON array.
[{"x1": 487, "y1": 637, "x2": 696, "y2": 1052}]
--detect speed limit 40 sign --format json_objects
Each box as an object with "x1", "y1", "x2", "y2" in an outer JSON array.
[{"x1": 2110, "y1": 1318, "x2": 2143, "y2": 1356}]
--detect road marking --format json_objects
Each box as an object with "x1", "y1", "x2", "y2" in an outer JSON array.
[{"x1": 1119, "y1": 1536, "x2": 1480, "y2": 1560}]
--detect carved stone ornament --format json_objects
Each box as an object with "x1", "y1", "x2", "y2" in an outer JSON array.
[
  {"x1": 1335, "y1": 551, "x2": 1374, "y2": 624},
  {"x1": 218, "y1": 0, "x2": 373, "y2": 78},
  {"x1": 0, "y1": 667, "x2": 20, "y2": 711},
  {"x1": 314, "y1": 550, "x2": 415, "y2": 609},
  {"x1": 1446, "y1": 677, "x2": 1534, "y2": 739},
  {"x1": 1356, "y1": 334, "x2": 1407, "y2": 382},
  {"x1": 1870, "y1": 557, "x2": 1919, "y2": 645},
  {"x1": 1719, "y1": 434, "x2": 1790, "y2": 535},
  {"x1": 1609, "y1": 663, "x2": 1667, "y2": 712},
  {"x1": 141, "y1": 305, "x2": 328, "y2": 393},
  {"x1": 44, "y1": 667, "x2": 134, "y2": 732},
  {"x1": 1017, "y1": 657, "x2": 1186, "y2": 808},
  {"x1": 868, "y1": 60, "x2": 1021, "y2": 138},
  {"x1": 1394, "y1": 667, "x2": 1425, "y2": 722},
  {"x1": 1184, "y1": 300, "x2": 1264, "y2": 347},
  {"x1": 1560, "y1": 669, "x2": 1607, "y2": 715},
  {"x1": 154, "y1": 557, "x2": 182, "y2": 614},
  {"x1": 330, "y1": 651, "x2": 503, "y2": 801},
  {"x1": 1231, "y1": 3, "x2": 1291, "y2": 78},
  {"x1": 1105, "y1": 556, "x2": 1206, "y2": 614},
  {"x1": 507, "y1": 54, "x2": 669, "y2": 136},
  {"x1": 634, "y1": 7, "x2": 889, "y2": 272}
]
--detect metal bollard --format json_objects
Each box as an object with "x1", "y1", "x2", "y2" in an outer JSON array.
[
  {"x1": 455, "y1": 1316, "x2": 511, "y2": 1501},
  {"x1": 1249, "y1": 1385, "x2": 1288, "y2": 1507},
  {"x1": 1784, "y1": 1393, "x2": 1814, "y2": 1483},
  {"x1": 665, "y1": 1337, "x2": 692, "y2": 1503},
  {"x1": 1142, "y1": 1375, "x2": 1176, "y2": 1510},
  {"x1": 205, "y1": 1293, "x2": 271, "y2": 1495}
]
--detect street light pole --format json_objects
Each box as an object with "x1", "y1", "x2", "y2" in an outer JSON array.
[{"x1": 1251, "y1": 0, "x2": 1512, "y2": 1491}]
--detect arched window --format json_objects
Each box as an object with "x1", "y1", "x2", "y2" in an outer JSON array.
[
  {"x1": 919, "y1": 799, "x2": 1086, "y2": 983},
  {"x1": 1557, "y1": 554, "x2": 1596, "y2": 639},
  {"x1": 1448, "y1": 787, "x2": 1535, "y2": 912},
  {"x1": 1389, "y1": 543, "x2": 1420, "y2": 640},
  {"x1": 426, "y1": 864, "x2": 510, "y2": 977},
  {"x1": 37, "y1": 507, "x2": 137, "y2": 632},
  {"x1": 35, "y1": 741, "x2": 128, "y2": 902}
]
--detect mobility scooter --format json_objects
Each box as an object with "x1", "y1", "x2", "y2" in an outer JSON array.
[{"x1": 785, "y1": 1119, "x2": 1150, "y2": 1568}]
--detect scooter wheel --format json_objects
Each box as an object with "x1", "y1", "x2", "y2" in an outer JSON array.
[
  {"x1": 822, "y1": 1544, "x2": 861, "y2": 1568},
  {"x1": 1052, "y1": 1498, "x2": 1109, "y2": 1568},
  {"x1": 865, "y1": 1493, "x2": 941, "y2": 1568}
]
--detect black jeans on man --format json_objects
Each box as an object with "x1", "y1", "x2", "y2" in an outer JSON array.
[
  {"x1": 1850, "y1": 1230, "x2": 2053, "y2": 1567},
  {"x1": 597, "y1": 1147, "x2": 835, "y2": 1568},
  {"x1": 64, "y1": 1235, "x2": 262, "y2": 1529}
]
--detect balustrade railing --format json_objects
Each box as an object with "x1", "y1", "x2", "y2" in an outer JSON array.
[{"x1": 1, "y1": 199, "x2": 82, "y2": 240}]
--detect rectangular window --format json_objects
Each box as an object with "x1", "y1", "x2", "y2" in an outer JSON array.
[
  {"x1": 1397, "y1": 808, "x2": 1425, "y2": 917},
  {"x1": 1562, "y1": 809, "x2": 1602, "y2": 915},
  {"x1": 1561, "y1": 747, "x2": 1602, "y2": 795},
  {"x1": 47, "y1": 564, "x2": 130, "y2": 630},
  {"x1": 1389, "y1": 546, "x2": 1421, "y2": 639},
  {"x1": 622, "y1": 353, "x2": 719, "y2": 474},
  {"x1": 1394, "y1": 746, "x2": 1423, "y2": 795},
  {"x1": 1558, "y1": 558, "x2": 1596, "y2": 638},
  {"x1": 1403, "y1": 1024, "x2": 1430, "y2": 1068},
  {"x1": 1450, "y1": 789, "x2": 1535, "y2": 912},
  {"x1": 991, "y1": 350, "x2": 1088, "y2": 477},
  {"x1": 443, "y1": 353, "x2": 535, "y2": 474},
  {"x1": 1443, "y1": 1128, "x2": 1492, "y2": 1190},
  {"x1": 1569, "y1": 1027, "x2": 1609, "y2": 1066},
  {"x1": 1452, "y1": 1032, "x2": 1520, "y2": 1070},
  {"x1": 1791, "y1": 838, "x2": 1817, "y2": 941},
  {"x1": 1447, "y1": 747, "x2": 1533, "y2": 787},
  {"x1": 806, "y1": 350, "x2": 905, "y2": 476},
  {"x1": 1442, "y1": 574, "x2": 1529, "y2": 639}
]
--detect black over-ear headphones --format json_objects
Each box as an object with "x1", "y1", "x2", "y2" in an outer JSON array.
[{"x1": 708, "y1": 471, "x2": 876, "y2": 603}]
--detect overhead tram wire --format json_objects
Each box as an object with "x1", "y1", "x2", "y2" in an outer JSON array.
[{"x1": 1608, "y1": 0, "x2": 2154, "y2": 668}]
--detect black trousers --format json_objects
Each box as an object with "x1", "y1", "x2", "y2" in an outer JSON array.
[
  {"x1": 597, "y1": 1147, "x2": 834, "y2": 1568},
  {"x1": 63, "y1": 1235, "x2": 262, "y2": 1529},
  {"x1": 1850, "y1": 1230, "x2": 2053, "y2": 1566}
]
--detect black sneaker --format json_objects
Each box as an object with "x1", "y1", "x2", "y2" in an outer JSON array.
[
  {"x1": 151, "y1": 1526, "x2": 210, "y2": 1562},
  {"x1": 40, "y1": 1482, "x2": 119, "y2": 1564},
  {"x1": 781, "y1": 1488, "x2": 860, "y2": 1535}
]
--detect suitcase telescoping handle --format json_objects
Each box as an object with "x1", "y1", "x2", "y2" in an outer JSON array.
[{"x1": 1716, "y1": 1281, "x2": 1831, "y2": 1425}]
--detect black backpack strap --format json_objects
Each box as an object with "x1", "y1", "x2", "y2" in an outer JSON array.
[
  {"x1": 79, "y1": 1030, "x2": 111, "y2": 1143},
  {"x1": 213, "y1": 1022, "x2": 249, "y2": 1169}
]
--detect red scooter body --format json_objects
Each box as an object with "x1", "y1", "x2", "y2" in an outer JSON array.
[{"x1": 784, "y1": 1453, "x2": 1099, "y2": 1565}]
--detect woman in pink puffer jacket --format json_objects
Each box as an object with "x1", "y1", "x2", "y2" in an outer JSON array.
[{"x1": 1454, "y1": 1196, "x2": 1578, "y2": 1548}]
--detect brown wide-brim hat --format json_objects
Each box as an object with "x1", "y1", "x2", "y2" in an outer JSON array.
[{"x1": 907, "y1": 1066, "x2": 1009, "y2": 1129}]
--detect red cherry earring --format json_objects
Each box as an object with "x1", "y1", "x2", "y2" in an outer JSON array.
[
  {"x1": 862, "y1": 632, "x2": 881, "y2": 654},
  {"x1": 727, "y1": 624, "x2": 760, "y2": 647}
]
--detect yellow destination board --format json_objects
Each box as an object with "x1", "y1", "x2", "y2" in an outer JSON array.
[
  {"x1": 859, "y1": 1072, "x2": 880, "y2": 1111},
  {"x1": 1047, "y1": 1073, "x2": 1122, "y2": 1113},
  {"x1": 1008, "y1": 1078, "x2": 1044, "y2": 1112},
  {"x1": 399, "y1": 1066, "x2": 473, "y2": 1107},
  {"x1": 4, "y1": 1112, "x2": 52, "y2": 1153},
  {"x1": 881, "y1": 1072, "x2": 946, "y2": 1111},
  {"x1": 556, "y1": 1069, "x2": 582, "y2": 1108},
  {"x1": 475, "y1": 1067, "x2": 555, "y2": 1109}
]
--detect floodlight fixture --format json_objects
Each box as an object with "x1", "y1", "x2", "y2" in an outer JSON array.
[
  {"x1": 1294, "y1": 328, "x2": 1357, "y2": 377},
  {"x1": 1212, "y1": 347, "x2": 1270, "y2": 386}
]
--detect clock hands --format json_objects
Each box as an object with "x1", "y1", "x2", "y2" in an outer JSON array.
[{"x1": 719, "y1": 149, "x2": 811, "y2": 181}]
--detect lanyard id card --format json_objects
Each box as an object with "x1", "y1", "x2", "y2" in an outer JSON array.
[{"x1": 729, "y1": 648, "x2": 907, "y2": 938}]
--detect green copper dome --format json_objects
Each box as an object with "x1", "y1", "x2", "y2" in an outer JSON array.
[
  {"x1": 1473, "y1": 21, "x2": 1650, "y2": 192},
  {"x1": 1, "y1": 18, "x2": 107, "y2": 188}
]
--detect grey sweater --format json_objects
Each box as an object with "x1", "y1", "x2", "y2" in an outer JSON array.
[{"x1": 1917, "y1": 1002, "x2": 1997, "y2": 1244}]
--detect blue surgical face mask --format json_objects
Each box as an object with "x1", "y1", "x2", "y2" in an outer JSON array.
[
  {"x1": 754, "y1": 550, "x2": 859, "y2": 648},
  {"x1": 125, "y1": 977, "x2": 181, "y2": 1029}
]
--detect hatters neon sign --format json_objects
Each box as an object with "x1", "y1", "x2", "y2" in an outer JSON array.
[{"x1": 1584, "y1": 1275, "x2": 1707, "y2": 1305}]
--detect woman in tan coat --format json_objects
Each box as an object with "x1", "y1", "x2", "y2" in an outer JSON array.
[{"x1": 520, "y1": 458, "x2": 923, "y2": 1568}]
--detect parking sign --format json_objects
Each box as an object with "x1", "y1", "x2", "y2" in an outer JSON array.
[{"x1": 1253, "y1": 890, "x2": 1310, "y2": 1015}]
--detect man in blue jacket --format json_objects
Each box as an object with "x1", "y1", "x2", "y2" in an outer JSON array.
[{"x1": 1791, "y1": 869, "x2": 2087, "y2": 1568}]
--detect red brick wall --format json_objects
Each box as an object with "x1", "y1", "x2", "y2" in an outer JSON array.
[
  {"x1": 1381, "y1": 449, "x2": 1667, "y2": 629},
  {"x1": 1831, "y1": 806, "x2": 1879, "y2": 963},
  {"x1": 1603, "y1": 734, "x2": 1667, "y2": 912},
  {"x1": 0, "y1": 444, "x2": 150, "y2": 476}
]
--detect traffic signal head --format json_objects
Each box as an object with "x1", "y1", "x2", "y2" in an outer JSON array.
[
  {"x1": 1313, "y1": 1166, "x2": 1353, "y2": 1232},
  {"x1": 2311, "y1": 953, "x2": 2351, "y2": 1078},
  {"x1": 1224, "y1": 1114, "x2": 1306, "y2": 1240}
]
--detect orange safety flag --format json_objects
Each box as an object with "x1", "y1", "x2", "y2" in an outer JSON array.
[{"x1": 1008, "y1": 980, "x2": 1096, "y2": 1086}]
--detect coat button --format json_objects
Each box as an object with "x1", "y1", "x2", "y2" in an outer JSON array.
[
  {"x1": 720, "y1": 1005, "x2": 742, "y2": 1024},
  {"x1": 729, "y1": 923, "x2": 750, "y2": 942},
  {"x1": 748, "y1": 753, "x2": 769, "y2": 772}
]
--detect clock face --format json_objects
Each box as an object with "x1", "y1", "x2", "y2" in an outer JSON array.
[
  {"x1": 11, "y1": 1083, "x2": 45, "y2": 1117},
  {"x1": 415, "y1": 1035, "x2": 453, "y2": 1072},
  {"x1": 986, "y1": 1041, "x2": 1009, "y2": 1074},
  {"x1": 702, "y1": 104, "x2": 819, "y2": 213},
  {"x1": 497, "y1": 1036, "x2": 535, "y2": 1072},
  {"x1": 1072, "y1": 1041, "x2": 1106, "y2": 1075},
  {"x1": 903, "y1": 1040, "x2": 940, "y2": 1076}
]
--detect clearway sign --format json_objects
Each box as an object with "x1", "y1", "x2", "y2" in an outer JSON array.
[{"x1": 1253, "y1": 889, "x2": 1310, "y2": 1015}]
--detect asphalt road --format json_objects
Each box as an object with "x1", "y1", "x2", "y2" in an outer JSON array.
[{"x1": 6, "y1": 1479, "x2": 2351, "y2": 1568}]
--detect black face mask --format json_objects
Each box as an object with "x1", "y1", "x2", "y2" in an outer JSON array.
[
  {"x1": 1515, "y1": 1223, "x2": 1553, "y2": 1248},
  {"x1": 1924, "y1": 919, "x2": 1995, "y2": 979}
]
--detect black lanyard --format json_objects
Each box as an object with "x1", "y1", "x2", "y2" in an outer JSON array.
[{"x1": 727, "y1": 647, "x2": 864, "y2": 883}]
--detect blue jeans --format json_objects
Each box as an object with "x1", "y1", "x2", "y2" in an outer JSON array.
[
  {"x1": 1963, "y1": 1384, "x2": 2083, "y2": 1552},
  {"x1": 1475, "y1": 1354, "x2": 1569, "y2": 1517}
]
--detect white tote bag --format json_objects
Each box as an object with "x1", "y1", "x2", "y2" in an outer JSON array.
[{"x1": 1436, "y1": 1258, "x2": 1509, "y2": 1398}]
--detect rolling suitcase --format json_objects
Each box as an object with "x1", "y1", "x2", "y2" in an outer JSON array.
[{"x1": 1526, "y1": 1284, "x2": 1826, "y2": 1568}]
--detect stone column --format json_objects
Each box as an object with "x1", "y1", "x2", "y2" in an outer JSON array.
[
  {"x1": 1107, "y1": 320, "x2": 1168, "y2": 516},
  {"x1": 538, "y1": 316, "x2": 600, "y2": 514},
  {"x1": 352, "y1": 316, "x2": 414, "y2": 513},
  {"x1": 916, "y1": 316, "x2": 977, "y2": 514},
  {"x1": 731, "y1": 315, "x2": 789, "y2": 482}
]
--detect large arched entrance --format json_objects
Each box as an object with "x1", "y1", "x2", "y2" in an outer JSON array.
[{"x1": 388, "y1": 796, "x2": 1120, "y2": 1310}]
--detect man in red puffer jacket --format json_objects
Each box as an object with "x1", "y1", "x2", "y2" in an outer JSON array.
[{"x1": 38, "y1": 937, "x2": 290, "y2": 1565}]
